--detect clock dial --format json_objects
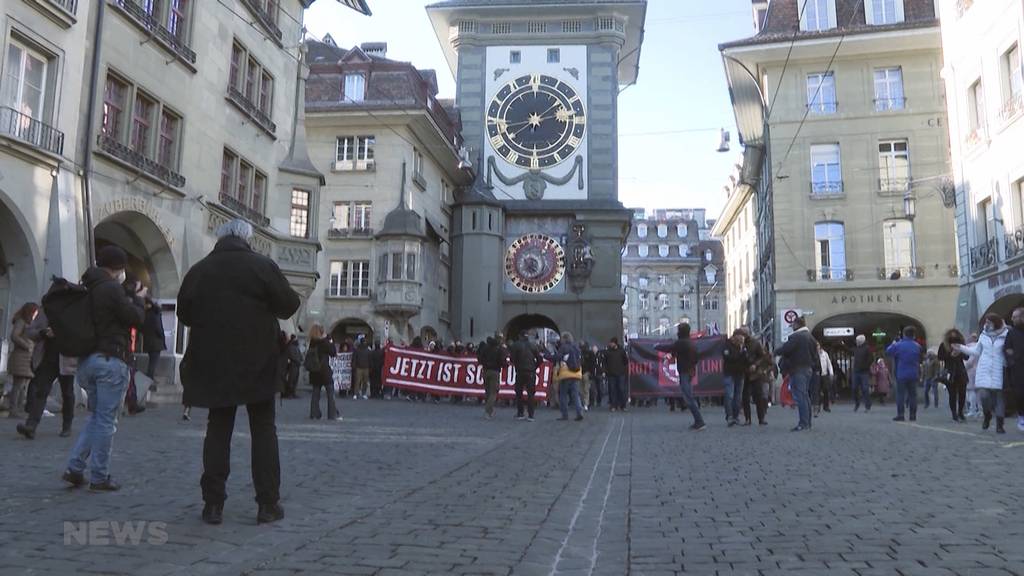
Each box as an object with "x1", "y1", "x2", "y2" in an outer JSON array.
[
  {"x1": 504, "y1": 234, "x2": 567, "y2": 293},
  {"x1": 487, "y1": 73, "x2": 586, "y2": 170}
]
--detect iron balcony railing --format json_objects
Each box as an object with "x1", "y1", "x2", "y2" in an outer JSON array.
[
  {"x1": 999, "y1": 92, "x2": 1024, "y2": 124},
  {"x1": 97, "y1": 133, "x2": 185, "y2": 188},
  {"x1": 807, "y1": 268, "x2": 849, "y2": 282},
  {"x1": 878, "y1": 266, "x2": 924, "y2": 280},
  {"x1": 1006, "y1": 228, "x2": 1024, "y2": 261},
  {"x1": 879, "y1": 177, "x2": 910, "y2": 194},
  {"x1": 810, "y1": 181, "x2": 844, "y2": 196},
  {"x1": 874, "y1": 97, "x2": 907, "y2": 112},
  {"x1": 0, "y1": 106, "x2": 64, "y2": 155},
  {"x1": 113, "y1": 0, "x2": 196, "y2": 65},
  {"x1": 226, "y1": 85, "x2": 276, "y2": 135},
  {"x1": 218, "y1": 192, "x2": 270, "y2": 228},
  {"x1": 327, "y1": 227, "x2": 373, "y2": 239},
  {"x1": 46, "y1": 0, "x2": 78, "y2": 15},
  {"x1": 239, "y1": 0, "x2": 283, "y2": 41},
  {"x1": 970, "y1": 237, "x2": 998, "y2": 273}
]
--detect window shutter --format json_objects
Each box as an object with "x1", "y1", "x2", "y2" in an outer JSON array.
[
  {"x1": 799, "y1": 0, "x2": 810, "y2": 30},
  {"x1": 864, "y1": 0, "x2": 875, "y2": 25},
  {"x1": 895, "y1": 0, "x2": 905, "y2": 23},
  {"x1": 827, "y1": 0, "x2": 837, "y2": 28}
]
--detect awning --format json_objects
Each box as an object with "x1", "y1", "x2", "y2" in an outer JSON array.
[
  {"x1": 335, "y1": 0, "x2": 371, "y2": 15},
  {"x1": 721, "y1": 55, "x2": 766, "y2": 147}
]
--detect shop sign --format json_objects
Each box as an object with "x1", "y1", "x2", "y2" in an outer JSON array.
[
  {"x1": 830, "y1": 293, "x2": 903, "y2": 305},
  {"x1": 823, "y1": 327, "x2": 854, "y2": 337},
  {"x1": 988, "y1": 267, "x2": 1023, "y2": 290}
]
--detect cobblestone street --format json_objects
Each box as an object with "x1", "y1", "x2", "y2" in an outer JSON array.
[{"x1": 0, "y1": 397, "x2": 1021, "y2": 576}]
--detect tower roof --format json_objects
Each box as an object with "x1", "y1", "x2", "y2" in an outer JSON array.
[{"x1": 377, "y1": 162, "x2": 426, "y2": 239}]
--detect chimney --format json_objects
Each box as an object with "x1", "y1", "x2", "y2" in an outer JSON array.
[
  {"x1": 360, "y1": 42, "x2": 387, "y2": 59},
  {"x1": 752, "y1": 0, "x2": 769, "y2": 33}
]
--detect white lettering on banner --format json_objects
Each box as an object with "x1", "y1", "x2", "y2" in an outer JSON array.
[
  {"x1": 330, "y1": 353, "x2": 352, "y2": 391},
  {"x1": 383, "y1": 346, "x2": 552, "y2": 399},
  {"x1": 96, "y1": 197, "x2": 176, "y2": 247}
]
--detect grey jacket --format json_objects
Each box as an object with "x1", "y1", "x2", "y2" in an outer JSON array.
[{"x1": 25, "y1": 311, "x2": 78, "y2": 376}]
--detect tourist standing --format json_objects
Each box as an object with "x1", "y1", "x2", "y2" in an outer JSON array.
[
  {"x1": 16, "y1": 309, "x2": 76, "y2": 438},
  {"x1": 352, "y1": 339, "x2": 371, "y2": 400},
  {"x1": 63, "y1": 246, "x2": 145, "y2": 492},
  {"x1": 477, "y1": 334, "x2": 508, "y2": 419},
  {"x1": 510, "y1": 332, "x2": 542, "y2": 421},
  {"x1": 956, "y1": 314, "x2": 1008, "y2": 433},
  {"x1": 284, "y1": 335, "x2": 301, "y2": 398},
  {"x1": 921, "y1": 349, "x2": 940, "y2": 409},
  {"x1": 870, "y1": 357, "x2": 891, "y2": 406},
  {"x1": 4, "y1": 303, "x2": 37, "y2": 418},
  {"x1": 177, "y1": 219, "x2": 301, "y2": 524},
  {"x1": 776, "y1": 316, "x2": 815, "y2": 432},
  {"x1": 851, "y1": 335, "x2": 873, "y2": 411},
  {"x1": 142, "y1": 299, "x2": 165, "y2": 380},
  {"x1": 743, "y1": 335, "x2": 771, "y2": 425},
  {"x1": 656, "y1": 324, "x2": 705, "y2": 431},
  {"x1": 556, "y1": 332, "x2": 584, "y2": 422},
  {"x1": 604, "y1": 338, "x2": 629, "y2": 412},
  {"x1": 306, "y1": 324, "x2": 340, "y2": 421},
  {"x1": 580, "y1": 342, "x2": 595, "y2": 412},
  {"x1": 938, "y1": 329, "x2": 968, "y2": 422},
  {"x1": 721, "y1": 330, "x2": 747, "y2": 426},
  {"x1": 1004, "y1": 308, "x2": 1024, "y2": 431},
  {"x1": 886, "y1": 327, "x2": 924, "y2": 422},
  {"x1": 816, "y1": 344, "x2": 833, "y2": 415}
]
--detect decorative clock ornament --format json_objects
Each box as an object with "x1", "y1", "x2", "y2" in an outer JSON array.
[{"x1": 504, "y1": 233, "x2": 567, "y2": 293}]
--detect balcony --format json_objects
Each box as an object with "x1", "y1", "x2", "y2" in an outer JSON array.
[
  {"x1": 97, "y1": 133, "x2": 185, "y2": 188},
  {"x1": 0, "y1": 106, "x2": 64, "y2": 156},
  {"x1": 877, "y1": 266, "x2": 924, "y2": 280},
  {"x1": 970, "y1": 237, "x2": 998, "y2": 274},
  {"x1": 999, "y1": 92, "x2": 1024, "y2": 124},
  {"x1": 239, "y1": 0, "x2": 283, "y2": 43},
  {"x1": 112, "y1": 0, "x2": 196, "y2": 69},
  {"x1": 810, "y1": 181, "x2": 844, "y2": 198},
  {"x1": 1006, "y1": 228, "x2": 1024, "y2": 261},
  {"x1": 878, "y1": 177, "x2": 910, "y2": 195},
  {"x1": 327, "y1": 227, "x2": 374, "y2": 239},
  {"x1": 218, "y1": 192, "x2": 270, "y2": 228},
  {"x1": 807, "y1": 268, "x2": 850, "y2": 282},
  {"x1": 226, "y1": 86, "x2": 276, "y2": 136},
  {"x1": 874, "y1": 98, "x2": 906, "y2": 112}
]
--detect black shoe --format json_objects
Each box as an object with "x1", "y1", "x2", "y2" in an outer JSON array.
[
  {"x1": 59, "y1": 426, "x2": 71, "y2": 438},
  {"x1": 996, "y1": 418, "x2": 1006, "y2": 434},
  {"x1": 909, "y1": 415, "x2": 917, "y2": 422},
  {"x1": 759, "y1": 421, "x2": 768, "y2": 426},
  {"x1": 257, "y1": 503, "x2": 284, "y2": 524},
  {"x1": 574, "y1": 415, "x2": 584, "y2": 422},
  {"x1": 790, "y1": 426, "x2": 806, "y2": 432},
  {"x1": 202, "y1": 503, "x2": 224, "y2": 525},
  {"x1": 893, "y1": 416, "x2": 905, "y2": 422},
  {"x1": 983, "y1": 415, "x2": 991, "y2": 430},
  {"x1": 62, "y1": 469, "x2": 86, "y2": 488},
  {"x1": 89, "y1": 477, "x2": 121, "y2": 492},
  {"x1": 823, "y1": 407, "x2": 831, "y2": 413},
  {"x1": 690, "y1": 423, "x2": 707, "y2": 431},
  {"x1": 516, "y1": 414, "x2": 526, "y2": 421},
  {"x1": 16, "y1": 424, "x2": 35, "y2": 439}
]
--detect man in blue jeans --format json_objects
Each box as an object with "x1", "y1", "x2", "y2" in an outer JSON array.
[
  {"x1": 656, "y1": 323, "x2": 705, "y2": 431},
  {"x1": 886, "y1": 326, "x2": 924, "y2": 422},
  {"x1": 851, "y1": 335, "x2": 873, "y2": 412},
  {"x1": 776, "y1": 316, "x2": 817, "y2": 431},
  {"x1": 63, "y1": 246, "x2": 145, "y2": 491},
  {"x1": 721, "y1": 330, "x2": 748, "y2": 426}
]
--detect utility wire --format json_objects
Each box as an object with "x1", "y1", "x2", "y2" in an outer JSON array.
[{"x1": 766, "y1": 0, "x2": 811, "y2": 121}]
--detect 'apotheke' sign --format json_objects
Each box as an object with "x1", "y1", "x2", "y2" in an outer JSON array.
[{"x1": 830, "y1": 293, "x2": 903, "y2": 305}]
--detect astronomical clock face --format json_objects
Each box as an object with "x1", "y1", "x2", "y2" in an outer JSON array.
[
  {"x1": 504, "y1": 233, "x2": 566, "y2": 293},
  {"x1": 487, "y1": 73, "x2": 587, "y2": 171}
]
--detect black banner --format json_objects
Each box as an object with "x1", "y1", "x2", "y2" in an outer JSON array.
[{"x1": 627, "y1": 337, "x2": 726, "y2": 397}]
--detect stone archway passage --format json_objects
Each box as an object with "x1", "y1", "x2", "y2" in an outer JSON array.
[
  {"x1": 982, "y1": 294, "x2": 1024, "y2": 326},
  {"x1": 94, "y1": 211, "x2": 179, "y2": 300},
  {"x1": 331, "y1": 318, "x2": 373, "y2": 346},
  {"x1": 0, "y1": 193, "x2": 41, "y2": 335},
  {"x1": 504, "y1": 313, "x2": 560, "y2": 343}
]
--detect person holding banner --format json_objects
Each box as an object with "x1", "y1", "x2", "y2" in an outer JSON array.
[
  {"x1": 604, "y1": 338, "x2": 629, "y2": 412},
  {"x1": 510, "y1": 332, "x2": 543, "y2": 421},
  {"x1": 655, "y1": 324, "x2": 705, "y2": 431},
  {"x1": 477, "y1": 334, "x2": 509, "y2": 419}
]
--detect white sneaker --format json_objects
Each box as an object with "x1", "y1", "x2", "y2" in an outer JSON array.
[
  {"x1": 361, "y1": 395, "x2": 368, "y2": 400},
  {"x1": 352, "y1": 395, "x2": 358, "y2": 400},
  {"x1": 42, "y1": 410, "x2": 55, "y2": 417},
  {"x1": 333, "y1": 416, "x2": 344, "y2": 421}
]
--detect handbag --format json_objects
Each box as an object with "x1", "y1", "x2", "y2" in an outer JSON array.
[{"x1": 556, "y1": 362, "x2": 583, "y2": 381}]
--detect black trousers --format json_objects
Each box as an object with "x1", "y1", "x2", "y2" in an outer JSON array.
[
  {"x1": 24, "y1": 348, "x2": 74, "y2": 430},
  {"x1": 515, "y1": 373, "x2": 537, "y2": 418},
  {"x1": 285, "y1": 366, "x2": 300, "y2": 397},
  {"x1": 146, "y1": 350, "x2": 161, "y2": 379},
  {"x1": 742, "y1": 378, "x2": 768, "y2": 424},
  {"x1": 948, "y1": 378, "x2": 966, "y2": 418},
  {"x1": 201, "y1": 399, "x2": 280, "y2": 506}
]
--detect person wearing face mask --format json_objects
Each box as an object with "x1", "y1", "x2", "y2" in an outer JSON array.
[{"x1": 955, "y1": 314, "x2": 1009, "y2": 434}]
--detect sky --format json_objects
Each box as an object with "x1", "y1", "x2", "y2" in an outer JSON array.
[{"x1": 303, "y1": 0, "x2": 757, "y2": 219}]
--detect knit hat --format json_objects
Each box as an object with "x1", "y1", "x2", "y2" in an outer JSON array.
[{"x1": 97, "y1": 245, "x2": 128, "y2": 270}]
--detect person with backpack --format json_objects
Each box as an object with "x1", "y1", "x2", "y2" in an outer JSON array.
[
  {"x1": 4, "y1": 302, "x2": 37, "y2": 419},
  {"x1": 177, "y1": 219, "x2": 301, "y2": 525},
  {"x1": 306, "y1": 324, "x2": 339, "y2": 421},
  {"x1": 477, "y1": 333, "x2": 509, "y2": 419},
  {"x1": 555, "y1": 332, "x2": 585, "y2": 422},
  {"x1": 61, "y1": 246, "x2": 145, "y2": 492},
  {"x1": 16, "y1": 309, "x2": 77, "y2": 438},
  {"x1": 656, "y1": 323, "x2": 705, "y2": 431}
]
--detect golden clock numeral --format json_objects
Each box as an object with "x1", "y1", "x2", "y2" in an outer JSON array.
[
  {"x1": 507, "y1": 81, "x2": 518, "y2": 93},
  {"x1": 567, "y1": 135, "x2": 581, "y2": 148},
  {"x1": 490, "y1": 134, "x2": 505, "y2": 149},
  {"x1": 530, "y1": 155, "x2": 540, "y2": 169},
  {"x1": 569, "y1": 94, "x2": 581, "y2": 104},
  {"x1": 575, "y1": 115, "x2": 587, "y2": 126},
  {"x1": 506, "y1": 151, "x2": 519, "y2": 164},
  {"x1": 530, "y1": 74, "x2": 541, "y2": 91},
  {"x1": 553, "y1": 152, "x2": 562, "y2": 163}
]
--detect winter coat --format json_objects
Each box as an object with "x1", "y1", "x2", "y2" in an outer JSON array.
[
  {"x1": 509, "y1": 338, "x2": 542, "y2": 374},
  {"x1": 477, "y1": 339, "x2": 509, "y2": 371},
  {"x1": 938, "y1": 337, "x2": 967, "y2": 385},
  {"x1": 352, "y1": 344, "x2": 371, "y2": 370},
  {"x1": 852, "y1": 343, "x2": 873, "y2": 373},
  {"x1": 307, "y1": 338, "x2": 336, "y2": 386},
  {"x1": 142, "y1": 304, "x2": 167, "y2": 353},
  {"x1": 25, "y1": 310, "x2": 77, "y2": 376},
  {"x1": 777, "y1": 327, "x2": 816, "y2": 371},
  {"x1": 959, "y1": 327, "x2": 1008, "y2": 390},
  {"x1": 7, "y1": 317, "x2": 34, "y2": 378},
  {"x1": 870, "y1": 360, "x2": 891, "y2": 394},
  {"x1": 745, "y1": 338, "x2": 774, "y2": 383},
  {"x1": 655, "y1": 337, "x2": 698, "y2": 377},
  {"x1": 81, "y1": 267, "x2": 145, "y2": 359},
  {"x1": 885, "y1": 338, "x2": 923, "y2": 382},
  {"x1": 818, "y1": 349, "x2": 834, "y2": 377},
  {"x1": 722, "y1": 340, "x2": 747, "y2": 378},
  {"x1": 1004, "y1": 326, "x2": 1024, "y2": 390},
  {"x1": 178, "y1": 236, "x2": 301, "y2": 408},
  {"x1": 602, "y1": 346, "x2": 628, "y2": 376}
]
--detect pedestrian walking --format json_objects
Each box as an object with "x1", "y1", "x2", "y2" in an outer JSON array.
[
  {"x1": 352, "y1": 339, "x2": 371, "y2": 400},
  {"x1": 510, "y1": 332, "x2": 543, "y2": 421},
  {"x1": 477, "y1": 334, "x2": 508, "y2": 419},
  {"x1": 590, "y1": 344, "x2": 605, "y2": 408},
  {"x1": 555, "y1": 332, "x2": 584, "y2": 421},
  {"x1": 284, "y1": 335, "x2": 301, "y2": 398},
  {"x1": 938, "y1": 328, "x2": 968, "y2": 422},
  {"x1": 816, "y1": 344, "x2": 833, "y2": 414},
  {"x1": 886, "y1": 327, "x2": 924, "y2": 422},
  {"x1": 1004, "y1": 308, "x2": 1024, "y2": 431},
  {"x1": 4, "y1": 303, "x2": 37, "y2": 419},
  {"x1": 604, "y1": 338, "x2": 629, "y2": 412},
  {"x1": 656, "y1": 323, "x2": 705, "y2": 431},
  {"x1": 580, "y1": 342, "x2": 595, "y2": 412},
  {"x1": 956, "y1": 314, "x2": 1009, "y2": 434},
  {"x1": 142, "y1": 298, "x2": 165, "y2": 380},
  {"x1": 721, "y1": 330, "x2": 747, "y2": 426},
  {"x1": 921, "y1": 349, "x2": 940, "y2": 409},
  {"x1": 776, "y1": 316, "x2": 815, "y2": 431},
  {"x1": 964, "y1": 333, "x2": 980, "y2": 418},
  {"x1": 63, "y1": 246, "x2": 145, "y2": 492},
  {"x1": 306, "y1": 324, "x2": 340, "y2": 421},
  {"x1": 177, "y1": 219, "x2": 301, "y2": 525},
  {"x1": 743, "y1": 335, "x2": 772, "y2": 425},
  {"x1": 870, "y1": 357, "x2": 890, "y2": 406},
  {"x1": 16, "y1": 310, "x2": 76, "y2": 439}
]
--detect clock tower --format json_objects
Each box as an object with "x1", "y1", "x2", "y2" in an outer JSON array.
[{"x1": 427, "y1": 0, "x2": 647, "y2": 343}]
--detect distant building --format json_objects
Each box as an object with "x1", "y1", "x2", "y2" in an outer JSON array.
[
  {"x1": 712, "y1": 161, "x2": 760, "y2": 337},
  {"x1": 939, "y1": 0, "x2": 1024, "y2": 330},
  {"x1": 721, "y1": 0, "x2": 958, "y2": 352},
  {"x1": 621, "y1": 208, "x2": 725, "y2": 341}
]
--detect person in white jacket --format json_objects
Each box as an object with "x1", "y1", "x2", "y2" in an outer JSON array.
[
  {"x1": 955, "y1": 314, "x2": 1008, "y2": 434},
  {"x1": 816, "y1": 347, "x2": 834, "y2": 415}
]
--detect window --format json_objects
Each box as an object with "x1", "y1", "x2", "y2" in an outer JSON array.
[
  {"x1": 387, "y1": 243, "x2": 420, "y2": 281},
  {"x1": 874, "y1": 67, "x2": 904, "y2": 111},
  {"x1": 130, "y1": 92, "x2": 155, "y2": 153},
  {"x1": 678, "y1": 244, "x2": 689, "y2": 257},
  {"x1": 680, "y1": 295, "x2": 691, "y2": 310},
  {"x1": 705, "y1": 249, "x2": 713, "y2": 262},
  {"x1": 332, "y1": 201, "x2": 372, "y2": 232},
  {"x1": 814, "y1": 222, "x2": 846, "y2": 280},
  {"x1": 677, "y1": 223, "x2": 687, "y2": 237},
  {"x1": 157, "y1": 109, "x2": 180, "y2": 168},
  {"x1": 658, "y1": 317, "x2": 671, "y2": 335},
  {"x1": 259, "y1": 71, "x2": 273, "y2": 115},
  {"x1": 237, "y1": 161, "x2": 252, "y2": 205},
  {"x1": 657, "y1": 274, "x2": 667, "y2": 286},
  {"x1": 657, "y1": 224, "x2": 668, "y2": 238},
  {"x1": 878, "y1": 140, "x2": 910, "y2": 192},
  {"x1": 639, "y1": 292, "x2": 650, "y2": 311},
  {"x1": 620, "y1": 274, "x2": 628, "y2": 287},
  {"x1": 335, "y1": 136, "x2": 375, "y2": 168},
  {"x1": 2, "y1": 40, "x2": 48, "y2": 122},
  {"x1": 638, "y1": 276, "x2": 649, "y2": 290},
  {"x1": 441, "y1": 180, "x2": 451, "y2": 206},
  {"x1": 810, "y1": 143, "x2": 842, "y2": 195},
  {"x1": 252, "y1": 172, "x2": 266, "y2": 215},
  {"x1": 168, "y1": 0, "x2": 189, "y2": 41},
  {"x1": 638, "y1": 244, "x2": 649, "y2": 257},
  {"x1": 703, "y1": 295, "x2": 720, "y2": 311},
  {"x1": 228, "y1": 40, "x2": 274, "y2": 120},
  {"x1": 658, "y1": 293, "x2": 669, "y2": 310},
  {"x1": 219, "y1": 149, "x2": 267, "y2": 214},
  {"x1": 413, "y1": 148, "x2": 424, "y2": 178},
  {"x1": 979, "y1": 198, "x2": 996, "y2": 243},
  {"x1": 547, "y1": 49, "x2": 560, "y2": 64},
  {"x1": 639, "y1": 317, "x2": 650, "y2": 335},
  {"x1": 141, "y1": 0, "x2": 159, "y2": 17},
  {"x1": 866, "y1": 0, "x2": 903, "y2": 25},
  {"x1": 509, "y1": 50, "x2": 521, "y2": 64},
  {"x1": 230, "y1": 43, "x2": 243, "y2": 89},
  {"x1": 658, "y1": 245, "x2": 669, "y2": 258},
  {"x1": 968, "y1": 79, "x2": 986, "y2": 135},
  {"x1": 245, "y1": 58, "x2": 258, "y2": 101},
  {"x1": 800, "y1": 0, "x2": 834, "y2": 31},
  {"x1": 101, "y1": 75, "x2": 128, "y2": 138},
  {"x1": 220, "y1": 150, "x2": 236, "y2": 196},
  {"x1": 883, "y1": 219, "x2": 914, "y2": 271},
  {"x1": 806, "y1": 72, "x2": 836, "y2": 114},
  {"x1": 353, "y1": 202, "x2": 372, "y2": 230},
  {"x1": 290, "y1": 189, "x2": 310, "y2": 238},
  {"x1": 1002, "y1": 43, "x2": 1023, "y2": 105},
  {"x1": 329, "y1": 261, "x2": 371, "y2": 297},
  {"x1": 344, "y1": 74, "x2": 365, "y2": 102},
  {"x1": 637, "y1": 224, "x2": 647, "y2": 238}
]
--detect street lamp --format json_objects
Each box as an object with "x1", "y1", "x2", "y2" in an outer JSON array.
[{"x1": 903, "y1": 193, "x2": 916, "y2": 221}]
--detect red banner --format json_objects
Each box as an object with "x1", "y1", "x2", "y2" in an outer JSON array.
[{"x1": 383, "y1": 346, "x2": 552, "y2": 399}]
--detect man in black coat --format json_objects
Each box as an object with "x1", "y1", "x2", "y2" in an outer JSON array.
[
  {"x1": 1005, "y1": 308, "x2": 1024, "y2": 431},
  {"x1": 603, "y1": 338, "x2": 629, "y2": 412},
  {"x1": 177, "y1": 219, "x2": 300, "y2": 525},
  {"x1": 284, "y1": 335, "x2": 302, "y2": 398},
  {"x1": 509, "y1": 332, "x2": 543, "y2": 421},
  {"x1": 656, "y1": 323, "x2": 705, "y2": 431},
  {"x1": 776, "y1": 316, "x2": 817, "y2": 431},
  {"x1": 142, "y1": 298, "x2": 166, "y2": 379}
]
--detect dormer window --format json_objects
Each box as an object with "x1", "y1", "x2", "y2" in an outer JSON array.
[
  {"x1": 344, "y1": 74, "x2": 365, "y2": 102},
  {"x1": 677, "y1": 223, "x2": 688, "y2": 237},
  {"x1": 799, "y1": 0, "x2": 836, "y2": 32},
  {"x1": 636, "y1": 224, "x2": 647, "y2": 238}
]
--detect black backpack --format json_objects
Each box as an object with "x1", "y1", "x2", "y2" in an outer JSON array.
[
  {"x1": 41, "y1": 277, "x2": 96, "y2": 357},
  {"x1": 564, "y1": 346, "x2": 582, "y2": 371},
  {"x1": 304, "y1": 344, "x2": 322, "y2": 373}
]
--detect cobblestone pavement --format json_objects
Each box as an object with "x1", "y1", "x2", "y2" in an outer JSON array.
[{"x1": 0, "y1": 395, "x2": 1021, "y2": 576}]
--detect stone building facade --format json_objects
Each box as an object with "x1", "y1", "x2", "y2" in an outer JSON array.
[
  {"x1": 712, "y1": 162, "x2": 761, "y2": 337},
  {"x1": 621, "y1": 208, "x2": 725, "y2": 341}
]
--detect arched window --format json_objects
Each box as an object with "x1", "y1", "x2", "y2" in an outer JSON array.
[
  {"x1": 637, "y1": 224, "x2": 647, "y2": 238},
  {"x1": 638, "y1": 244, "x2": 649, "y2": 257},
  {"x1": 657, "y1": 224, "x2": 668, "y2": 238},
  {"x1": 658, "y1": 244, "x2": 669, "y2": 257},
  {"x1": 677, "y1": 223, "x2": 688, "y2": 238},
  {"x1": 657, "y1": 293, "x2": 669, "y2": 310}
]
